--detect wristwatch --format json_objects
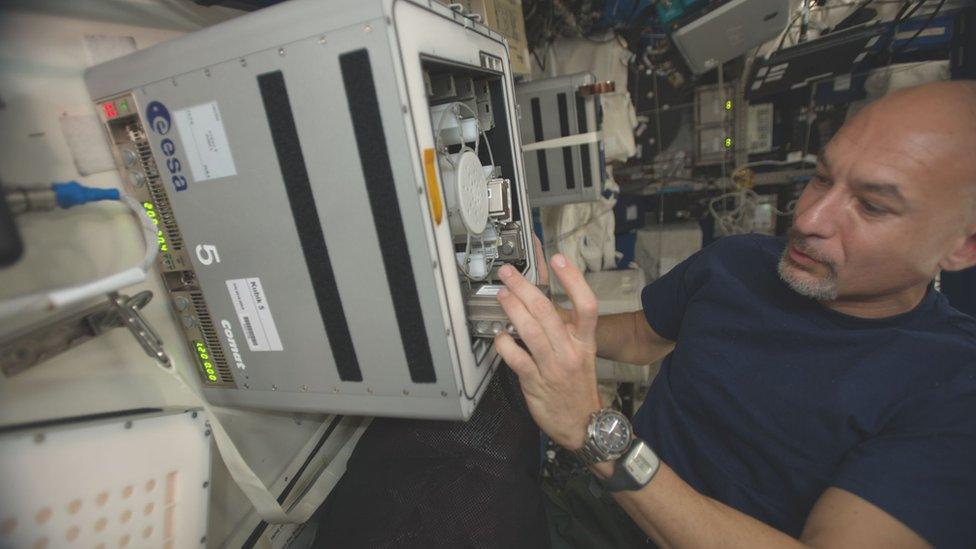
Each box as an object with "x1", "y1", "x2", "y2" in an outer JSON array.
[
  {"x1": 573, "y1": 409, "x2": 661, "y2": 492},
  {"x1": 573, "y1": 409, "x2": 635, "y2": 466},
  {"x1": 598, "y1": 439, "x2": 661, "y2": 492}
]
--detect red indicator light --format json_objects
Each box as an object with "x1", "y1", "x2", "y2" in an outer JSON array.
[{"x1": 102, "y1": 102, "x2": 118, "y2": 119}]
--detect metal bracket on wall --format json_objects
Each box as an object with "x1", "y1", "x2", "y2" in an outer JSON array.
[{"x1": 0, "y1": 290, "x2": 171, "y2": 377}]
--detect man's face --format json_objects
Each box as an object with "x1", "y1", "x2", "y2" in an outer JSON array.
[{"x1": 778, "y1": 105, "x2": 976, "y2": 302}]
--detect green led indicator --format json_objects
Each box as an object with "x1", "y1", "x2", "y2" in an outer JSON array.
[
  {"x1": 724, "y1": 137, "x2": 733, "y2": 149},
  {"x1": 142, "y1": 202, "x2": 168, "y2": 252},
  {"x1": 118, "y1": 99, "x2": 130, "y2": 113},
  {"x1": 193, "y1": 340, "x2": 219, "y2": 383},
  {"x1": 724, "y1": 100, "x2": 733, "y2": 111}
]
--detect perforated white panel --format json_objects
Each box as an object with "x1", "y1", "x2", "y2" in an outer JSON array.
[{"x1": 0, "y1": 410, "x2": 211, "y2": 549}]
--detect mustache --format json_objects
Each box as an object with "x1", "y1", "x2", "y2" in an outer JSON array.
[{"x1": 786, "y1": 228, "x2": 834, "y2": 267}]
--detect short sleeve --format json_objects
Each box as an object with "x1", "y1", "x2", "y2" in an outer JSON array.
[
  {"x1": 831, "y1": 389, "x2": 976, "y2": 547},
  {"x1": 640, "y1": 247, "x2": 709, "y2": 341}
]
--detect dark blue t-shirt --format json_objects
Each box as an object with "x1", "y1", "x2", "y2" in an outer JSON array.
[{"x1": 635, "y1": 234, "x2": 976, "y2": 546}]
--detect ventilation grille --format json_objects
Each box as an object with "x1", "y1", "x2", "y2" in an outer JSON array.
[
  {"x1": 126, "y1": 123, "x2": 184, "y2": 252},
  {"x1": 189, "y1": 291, "x2": 235, "y2": 385}
]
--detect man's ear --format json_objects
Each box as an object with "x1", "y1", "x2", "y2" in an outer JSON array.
[{"x1": 940, "y1": 229, "x2": 976, "y2": 272}]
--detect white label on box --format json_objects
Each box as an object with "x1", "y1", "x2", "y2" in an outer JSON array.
[
  {"x1": 225, "y1": 278, "x2": 283, "y2": 351},
  {"x1": 174, "y1": 101, "x2": 237, "y2": 182}
]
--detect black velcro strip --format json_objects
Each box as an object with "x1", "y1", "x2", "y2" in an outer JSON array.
[
  {"x1": 257, "y1": 70, "x2": 363, "y2": 382},
  {"x1": 339, "y1": 49, "x2": 437, "y2": 384},
  {"x1": 576, "y1": 95, "x2": 593, "y2": 188},
  {"x1": 557, "y1": 93, "x2": 575, "y2": 190},
  {"x1": 530, "y1": 97, "x2": 549, "y2": 192}
]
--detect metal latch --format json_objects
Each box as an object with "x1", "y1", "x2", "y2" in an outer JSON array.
[{"x1": 0, "y1": 290, "x2": 171, "y2": 377}]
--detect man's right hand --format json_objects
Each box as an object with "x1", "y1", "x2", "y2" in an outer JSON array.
[
  {"x1": 532, "y1": 233, "x2": 673, "y2": 366},
  {"x1": 532, "y1": 234, "x2": 573, "y2": 325}
]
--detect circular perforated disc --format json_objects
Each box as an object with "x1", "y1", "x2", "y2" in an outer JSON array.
[{"x1": 453, "y1": 150, "x2": 489, "y2": 234}]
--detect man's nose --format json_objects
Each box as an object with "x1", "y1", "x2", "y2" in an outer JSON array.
[{"x1": 793, "y1": 186, "x2": 843, "y2": 240}]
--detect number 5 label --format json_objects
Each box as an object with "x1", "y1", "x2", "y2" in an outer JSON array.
[{"x1": 196, "y1": 244, "x2": 221, "y2": 265}]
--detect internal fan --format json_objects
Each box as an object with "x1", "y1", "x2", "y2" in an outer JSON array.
[{"x1": 431, "y1": 100, "x2": 503, "y2": 281}]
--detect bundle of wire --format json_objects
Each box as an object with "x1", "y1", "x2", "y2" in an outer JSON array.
[{"x1": 708, "y1": 164, "x2": 800, "y2": 236}]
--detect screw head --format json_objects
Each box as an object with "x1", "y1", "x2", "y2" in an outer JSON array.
[
  {"x1": 301, "y1": 384, "x2": 308, "y2": 392},
  {"x1": 202, "y1": 481, "x2": 209, "y2": 489},
  {"x1": 204, "y1": 68, "x2": 211, "y2": 77},
  {"x1": 367, "y1": 387, "x2": 374, "y2": 394},
  {"x1": 278, "y1": 47, "x2": 285, "y2": 56},
  {"x1": 440, "y1": 391, "x2": 448, "y2": 397},
  {"x1": 240, "y1": 58, "x2": 247, "y2": 67},
  {"x1": 271, "y1": 384, "x2": 277, "y2": 391},
  {"x1": 191, "y1": 411, "x2": 198, "y2": 419},
  {"x1": 124, "y1": 421, "x2": 133, "y2": 429},
  {"x1": 364, "y1": 24, "x2": 373, "y2": 33},
  {"x1": 319, "y1": 36, "x2": 327, "y2": 44},
  {"x1": 33, "y1": 433, "x2": 44, "y2": 444},
  {"x1": 129, "y1": 171, "x2": 146, "y2": 188},
  {"x1": 122, "y1": 148, "x2": 137, "y2": 167},
  {"x1": 402, "y1": 389, "x2": 410, "y2": 396}
]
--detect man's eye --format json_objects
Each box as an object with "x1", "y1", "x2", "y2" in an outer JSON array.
[{"x1": 859, "y1": 198, "x2": 887, "y2": 216}]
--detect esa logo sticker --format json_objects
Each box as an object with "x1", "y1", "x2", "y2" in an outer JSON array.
[
  {"x1": 145, "y1": 100, "x2": 187, "y2": 192},
  {"x1": 145, "y1": 101, "x2": 171, "y2": 134}
]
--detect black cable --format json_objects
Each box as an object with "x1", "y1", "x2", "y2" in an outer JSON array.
[
  {"x1": 891, "y1": 0, "x2": 946, "y2": 54},
  {"x1": 897, "y1": 0, "x2": 927, "y2": 22},
  {"x1": 774, "y1": 13, "x2": 803, "y2": 53}
]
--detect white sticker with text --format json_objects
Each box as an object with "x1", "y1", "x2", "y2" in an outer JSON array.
[
  {"x1": 225, "y1": 278, "x2": 283, "y2": 351},
  {"x1": 174, "y1": 101, "x2": 237, "y2": 181}
]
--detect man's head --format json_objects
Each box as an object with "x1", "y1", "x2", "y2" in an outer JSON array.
[{"x1": 778, "y1": 81, "x2": 976, "y2": 307}]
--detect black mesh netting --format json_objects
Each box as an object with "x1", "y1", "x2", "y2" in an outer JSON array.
[{"x1": 313, "y1": 367, "x2": 551, "y2": 548}]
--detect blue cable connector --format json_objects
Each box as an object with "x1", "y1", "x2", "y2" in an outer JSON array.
[{"x1": 52, "y1": 181, "x2": 120, "y2": 209}]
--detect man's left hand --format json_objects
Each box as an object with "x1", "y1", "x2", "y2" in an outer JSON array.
[{"x1": 493, "y1": 253, "x2": 602, "y2": 450}]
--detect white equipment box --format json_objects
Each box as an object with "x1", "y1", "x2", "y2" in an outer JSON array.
[{"x1": 85, "y1": 0, "x2": 538, "y2": 420}]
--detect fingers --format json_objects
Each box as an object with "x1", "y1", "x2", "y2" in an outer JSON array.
[
  {"x1": 498, "y1": 265, "x2": 573, "y2": 352},
  {"x1": 496, "y1": 281, "x2": 553, "y2": 364},
  {"x1": 549, "y1": 254, "x2": 598, "y2": 346},
  {"x1": 532, "y1": 233, "x2": 549, "y2": 287},
  {"x1": 494, "y1": 331, "x2": 540, "y2": 383}
]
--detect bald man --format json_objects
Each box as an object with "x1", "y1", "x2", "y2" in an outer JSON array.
[{"x1": 494, "y1": 80, "x2": 976, "y2": 547}]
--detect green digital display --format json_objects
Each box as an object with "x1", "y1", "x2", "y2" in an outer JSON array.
[
  {"x1": 724, "y1": 137, "x2": 733, "y2": 149},
  {"x1": 142, "y1": 201, "x2": 168, "y2": 253},
  {"x1": 194, "y1": 340, "x2": 219, "y2": 383}
]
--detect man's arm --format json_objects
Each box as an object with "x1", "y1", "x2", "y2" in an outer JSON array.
[
  {"x1": 495, "y1": 252, "x2": 929, "y2": 549},
  {"x1": 591, "y1": 460, "x2": 929, "y2": 548},
  {"x1": 594, "y1": 311, "x2": 674, "y2": 365}
]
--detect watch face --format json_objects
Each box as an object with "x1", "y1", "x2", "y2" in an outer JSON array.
[{"x1": 594, "y1": 412, "x2": 632, "y2": 454}]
